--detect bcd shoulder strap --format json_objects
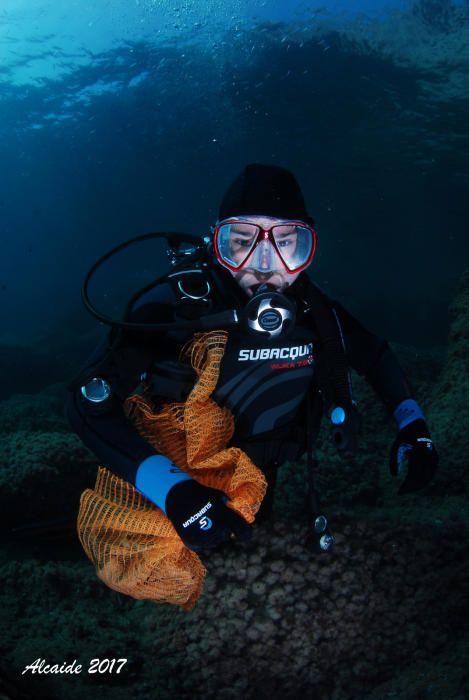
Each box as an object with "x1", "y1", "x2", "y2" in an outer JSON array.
[{"x1": 293, "y1": 274, "x2": 354, "y2": 412}]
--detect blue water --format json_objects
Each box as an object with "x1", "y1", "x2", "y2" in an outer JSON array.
[{"x1": 1, "y1": 0, "x2": 468, "y2": 348}]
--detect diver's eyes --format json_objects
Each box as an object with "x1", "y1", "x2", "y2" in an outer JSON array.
[
  {"x1": 277, "y1": 238, "x2": 294, "y2": 248},
  {"x1": 233, "y1": 238, "x2": 253, "y2": 248}
]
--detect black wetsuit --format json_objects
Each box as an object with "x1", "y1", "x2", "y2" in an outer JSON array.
[{"x1": 65, "y1": 263, "x2": 413, "y2": 515}]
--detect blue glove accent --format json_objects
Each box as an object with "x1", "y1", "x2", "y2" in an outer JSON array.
[
  {"x1": 135, "y1": 455, "x2": 191, "y2": 514},
  {"x1": 393, "y1": 399, "x2": 425, "y2": 431}
]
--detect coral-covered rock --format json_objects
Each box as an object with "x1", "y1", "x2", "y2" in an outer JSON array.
[
  {"x1": 427, "y1": 269, "x2": 469, "y2": 494},
  {"x1": 0, "y1": 430, "x2": 97, "y2": 529},
  {"x1": 0, "y1": 384, "x2": 69, "y2": 435}
]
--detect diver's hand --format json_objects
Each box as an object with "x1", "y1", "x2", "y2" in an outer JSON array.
[
  {"x1": 165, "y1": 480, "x2": 252, "y2": 552},
  {"x1": 389, "y1": 419, "x2": 438, "y2": 495}
]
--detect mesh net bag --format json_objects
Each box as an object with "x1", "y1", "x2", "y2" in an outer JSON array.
[{"x1": 77, "y1": 331, "x2": 267, "y2": 610}]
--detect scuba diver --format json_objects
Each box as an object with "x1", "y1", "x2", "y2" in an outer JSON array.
[{"x1": 65, "y1": 163, "x2": 438, "y2": 554}]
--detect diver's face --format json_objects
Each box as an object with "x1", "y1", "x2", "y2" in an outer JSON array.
[{"x1": 228, "y1": 216, "x2": 301, "y2": 297}]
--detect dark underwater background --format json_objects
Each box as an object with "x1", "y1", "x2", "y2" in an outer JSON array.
[{"x1": 1, "y1": 0, "x2": 468, "y2": 698}]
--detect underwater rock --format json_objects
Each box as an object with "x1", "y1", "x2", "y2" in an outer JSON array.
[
  {"x1": 0, "y1": 385, "x2": 68, "y2": 434},
  {"x1": 4, "y1": 515, "x2": 467, "y2": 700},
  {"x1": 0, "y1": 429, "x2": 97, "y2": 530},
  {"x1": 427, "y1": 268, "x2": 469, "y2": 495}
]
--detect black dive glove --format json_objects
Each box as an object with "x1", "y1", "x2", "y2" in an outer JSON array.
[
  {"x1": 390, "y1": 418, "x2": 438, "y2": 495},
  {"x1": 165, "y1": 479, "x2": 252, "y2": 552}
]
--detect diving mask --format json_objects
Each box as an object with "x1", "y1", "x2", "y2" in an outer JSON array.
[{"x1": 213, "y1": 218, "x2": 317, "y2": 274}]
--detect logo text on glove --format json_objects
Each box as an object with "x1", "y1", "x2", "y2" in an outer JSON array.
[
  {"x1": 417, "y1": 437, "x2": 434, "y2": 451},
  {"x1": 182, "y1": 502, "x2": 213, "y2": 528}
]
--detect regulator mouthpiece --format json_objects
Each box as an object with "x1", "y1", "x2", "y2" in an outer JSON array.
[{"x1": 243, "y1": 284, "x2": 296, "y2": 339}]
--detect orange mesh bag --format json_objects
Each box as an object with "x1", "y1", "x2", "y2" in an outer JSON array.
[{"x1": 77, "y1": 331, "x2": 267, "y2": 610}]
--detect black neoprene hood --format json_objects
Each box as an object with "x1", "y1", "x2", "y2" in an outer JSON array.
[{"x1": 218, "y1": 163, "x2": 315, "y2": 225}]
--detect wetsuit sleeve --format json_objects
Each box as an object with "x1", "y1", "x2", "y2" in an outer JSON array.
[
  {"x1": 331, "y1": 300, "x2": 414, "y2": 413},
  {"x1": 64, "y1": 283, "x2": 179, "y2": 485}
]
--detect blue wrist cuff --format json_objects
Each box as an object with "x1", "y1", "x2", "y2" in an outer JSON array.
[
  {"x1": 393, "y1": 399, "x2": 425, "y2": 431},
  {"x1": 135, "y1": 455, "x2": 192, "y2": 514}
]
